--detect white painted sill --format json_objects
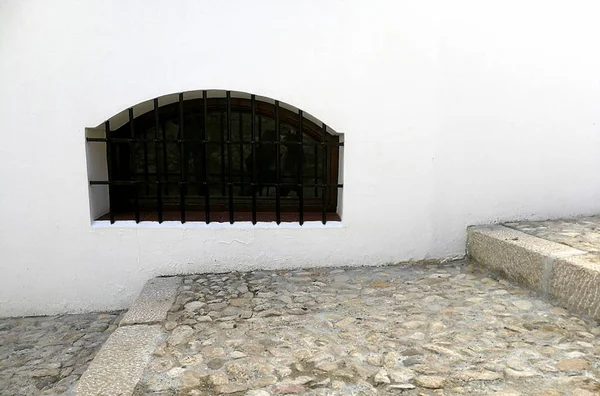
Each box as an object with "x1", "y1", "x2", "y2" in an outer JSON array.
[{"x1": 91, "y1": 220, "x2": 343, "y2": 229}]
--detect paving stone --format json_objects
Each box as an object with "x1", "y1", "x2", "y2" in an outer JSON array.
[
  {"x1": 556, "y1": 359, "x2": 591, "y2": 371},
  {"x1": 183, "y1": 301, "x2": 206, "y2": 312},
  {"x1": 388, "y1": 368, "x2": 414, "y2": 383},
  {"x1": 132, "y1": 262, "x2": 600, "y2": 395},
  {"x1": 215, "y1": 383, "x2": 248, "y2": 393},
  {"x1": 388, "y1": 383, "x2": 416, "y2": 390},
  {"x1": 512, "y1": 300, "x2": 534, "y2": 310},
  {"x1": 166, "y1": 325, "x2": 193, "y2": 346},
  {"x1": 180, "y1": 370, "x2": 203, "y2": 388},
  {"x1": 373, "y1": 368, "x2": 390, "y2": 384},
  {"x1": 10, "y1": 258, "x2": 600, "y2": 395},
  {"x1": 504, "y1": 367, "x2": 539, "y2": 378},
  {"x1": 0, "y1": 311, "x2": 122, "y2": 395},
  {"x1": 208, "y1": 371, "x2": 229, "y2": 385},
  {"x1": 414, "y1": 375, "x2": 446, "y2": 389},
  {"x1": 245, "y1": 390, "x2": 271, "y2": 396},
  {"x1": 455, "y1": 369, "x2": 503, "y2": 382}
]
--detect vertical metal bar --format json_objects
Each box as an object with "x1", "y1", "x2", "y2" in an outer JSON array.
[
  {"x1": 251, "y1": 95, "x2": 257, "y2": 224},
  {"x1": 202, "y1": 90, "x2": 210, "y2": 224},
  {"x1": 143, "y1": 117, "x2": 149, "y2": 194},
  {"x1": 226, "y1": 91, "x2": 234, "y2": 223},
  {"x1": 298, "y1": 110, "x2": 304, "y2": 225},
  {"x1": 162, "y1": 105, "x2": 169, "y2": 196},
  {"x1": 129, "y1": 108, "x2": 140, "y2": 223},
  {"x1": 178, "y1": 93, "x2": 186, "y2": 223},
  {"x1": 238, "y1": 111, "x2": 244, "y2": 193},
  {"x1": 257, "y1": 115, "x2": 263, "y2": 197},
  {"x1": 275, "y1": 100, "x2": 281, "y2": 224},
  {"x1": 258, "y1": 115, "x2": 262, "y2": 141},
  {"x1": 104, "y1": 120, "x2": 115, "y2": 224},
  {"x1": 321, "y1": 123, "x2": 328, "y2": 225},
  {"x1": 220, "y1": 111, "x2": 226, "y2": 196},
  {"x1": 314, "y1": 138, "x2": 319, "y2": 197},
  {"x1": 154, "y1": 98, "x2": 163, "y2": 223}
]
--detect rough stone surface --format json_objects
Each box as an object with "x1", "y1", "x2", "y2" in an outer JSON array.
[
  {"x1": 166, "y1": 325, "x2": 194, "y2": 347},
  {"x1": 505, "y1": 218, "x2": 600, "y2": 319},
  {"x1": 468, "y1": 223, "x2": 600, "y2": 319},
  {"x1": 76, "y1": 324, "x2": 164, "y2": 396},
  {"x1": 505, "y1": 216, "x2": 600, "y2": 254},
  {"x1": 132, "y1": 262, "x2": 600, "y2": 395},
  {"x1": 467, "y1": 225, "x2": 586, "y2": 290},
  {"x1": 121, "y1": 276, "x2": 182, "y2": 326},
  {"x1": 549, "y1": 254, "x2": 600, "y2": 318},
  {"x1": 0, "y1": 311, "x2": 123, "y2": 395},
  {"x1": 414, "y1": 375, "x2": 446, "y2": 389},
  {"x1": 555, "y1": 359, "x2": 591, "y2": 372}
]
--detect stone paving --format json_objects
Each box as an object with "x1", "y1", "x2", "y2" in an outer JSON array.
[
  {"x1": 0, "y1": 311, "x2": 123, "y2": 395},
  {"x1": 505, "y1": 216, "x2": 600, "y2": 256},
  {"x1": 133, "y1": 261, "x2": 600, "y2": 396}
]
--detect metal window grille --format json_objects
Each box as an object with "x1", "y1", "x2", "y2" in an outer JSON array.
[{"x1": 87, "y1": 91, "x2": 344, "y2": 225}]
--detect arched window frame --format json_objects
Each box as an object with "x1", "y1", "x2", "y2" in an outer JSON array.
[{"x1": 87, "y1": 91, "x2": 343, "y2": 225}]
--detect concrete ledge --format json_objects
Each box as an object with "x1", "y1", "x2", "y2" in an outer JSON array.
[
  {"x1": 120, "y1": 276, "x2": 181, "y2": 326},
  {"x1": 75, "y1": 324, "x2": 164, "y2": 396},
  {"x1": 467, "y1": 225, "x2": 600, "y2": 319}
]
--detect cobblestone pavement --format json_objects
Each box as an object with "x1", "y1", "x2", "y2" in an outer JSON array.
[
  {"x1": 135, "y1": 261, "x2": 600, "y2": 396},
  {"x1": 0, "y1": 311, "x2": 123, "y2": 395},
  {"x1": 505, "y1": 216, "x2": 600, "y2": 255}
]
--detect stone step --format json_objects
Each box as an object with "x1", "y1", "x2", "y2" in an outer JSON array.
[
  {"x1": 120, "y1": 276, "x2": 182, "y2": 326},
  {"x1": 75, "y1": 276, "x2": 181, "y2": 396},
  {"x1": 467, "y1": 224, "x2": 600, "y2": 319},
  {"x1": 75, "y1": 325, "x2": 164, "y2": 396}
]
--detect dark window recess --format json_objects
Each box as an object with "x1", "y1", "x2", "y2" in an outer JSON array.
[{"x1": 88, "y1": 92, "x2": 343, "y2": 225}]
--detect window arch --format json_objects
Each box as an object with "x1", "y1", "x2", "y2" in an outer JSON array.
[{"x1": 87, "y1": 90, "x2": 343, "y2": 224}]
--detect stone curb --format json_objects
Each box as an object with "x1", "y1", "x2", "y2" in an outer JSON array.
[
  {"x1": 75, "y1": 324, "x2": 164, "y2": 396},
  {"x1": 467, "y1": 225, "x2": 600, "y2": 319},
  {"x1": 75, "y1": 276, "x2": 181, "y2": 395},
  {"x1": 120, "y1": 276, "x2": 182, "y2": 326}
]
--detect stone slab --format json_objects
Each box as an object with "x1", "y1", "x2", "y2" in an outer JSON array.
[
  {"x1": 505, "y1": 216, "x2": 600, "y2": 253},
  {"x1": 467, "y1": 225, "x2": 585, "y2": 290},
  {"x1": 75, "y1": 324, "x2": 164, "y2": 396},
  {"x1": 550, "y1": 254, "x2": 600, "y2": 319},
  {"x1": 120, "y1": 276, "x2": 181, "y2": 326},
  {"x1": 467, "y1": 225, "x2": 600, "y2": 319}
]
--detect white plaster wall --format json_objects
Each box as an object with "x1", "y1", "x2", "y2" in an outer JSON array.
[{"x1": 1, "y1": 0, "x2": 599, "y2": 316}]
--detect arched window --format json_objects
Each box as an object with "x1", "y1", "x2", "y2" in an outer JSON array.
[{"x1": 87, "y1": 90, "x2": 343, "y2": 224}]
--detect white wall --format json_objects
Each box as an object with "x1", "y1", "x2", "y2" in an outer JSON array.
[{"x1": 1, "y1": 0, "x2": 599, "y2": 317}]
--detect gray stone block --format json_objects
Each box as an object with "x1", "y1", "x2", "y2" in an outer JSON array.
[
  {"x1": 75, "y1": 324, "x2": 164, "y2": 396},
  {"x1": 467, "y1": 225, "x2": 584, "y2": 291},
  {"x1": 467, "y1": 225, "x2": 600, "y2": 319},
  {"x1": 550, "y1": 254, "x2": 600, "y2": 319},
  {"x1": 120, "y1": 276, "x2": 181, "y2": 326}
]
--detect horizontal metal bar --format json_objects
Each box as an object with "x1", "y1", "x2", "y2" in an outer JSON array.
[
  {"x1": 86, "y1": 137, "x2": 344, "y2": 147},
  {"x1": 89, "y1": 180, "x2": 343, "y2": 188},
  {"x1": 91, "y1": 172, "x2": 326, "y2": 179}
]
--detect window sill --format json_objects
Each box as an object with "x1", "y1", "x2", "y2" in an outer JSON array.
[{"x1": 91, "y1": 220, "x2": 343, "y2": 229}]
